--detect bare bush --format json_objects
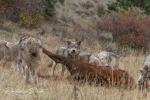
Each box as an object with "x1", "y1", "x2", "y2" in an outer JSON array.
[{"x1": 97, "y1": 8, "x2": 150, "y2": 50}]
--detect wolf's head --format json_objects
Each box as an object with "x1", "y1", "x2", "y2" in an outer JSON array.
[
  {"x1": 19, "y1": 36, "x2": 43, "y2": 68},
  {"x1": 65, "y1": 40, "x2": 82, "y2": 58}
]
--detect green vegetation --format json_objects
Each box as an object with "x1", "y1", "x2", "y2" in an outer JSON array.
[
  {"x1": 0, "y1": 0, "x2": 59, "y2": 27},
  {"x1": 19, "y1": 12, "x2": 44, "y2": 28},
  {"x1": 107, "y1": 0, "x2": 150, "y2": 15},
  {"x1": 45, "y1": 0, "x2": 58, "y2": 17}
]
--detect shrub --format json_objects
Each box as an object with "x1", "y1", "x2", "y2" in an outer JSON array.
[
  {"x1": 97, "y1": 4, "x2": 106, "y2": 17},
  {"x1": 19, "y1": 11, "x2": 44, "y2": 28},
  {"x1": 44, "y1": 0, "x2": 58, "y2": 17},
  {"x1": 19, "y1": 12, "x2": 33, "y2": 28},
  {"x1": 107, "y1": 0, "x2": 150, "y2": 15},
  {"x1": 59, "y1": 0, "x2": 65, "y2": 4},
  {"x1": 0, "y1": 0, "x2": 16, "y2": 5},
  {"x1": 32, "y1": 13, "x2": 44, "y2": 27},
  {"x1": 97, "y1": 9, "x2": 150, "y2": 49},
  {"x1": 0, "y1": 0, "x2": 58, "y2": 27},
  {"x1": 0, "y1": 0, "x2": 18, "y2": 21}
]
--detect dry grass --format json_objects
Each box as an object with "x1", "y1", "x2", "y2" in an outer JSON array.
[
  {"x1": 0, "y1": 33, "x2": 149, "y2": 100},
  {"x1": 0, "y1": 55, "x2": 149, "y2": 100},
  {"x1": 0, "y1": 0, "x2": 149, "y2": 99}
]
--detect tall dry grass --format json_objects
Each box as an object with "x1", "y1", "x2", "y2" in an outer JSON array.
[
  {"x1": 0, "y1": 51, "x2": 149, "y2": 100},
  {"x1": 0, "y1": 32, "x2": 149, "y2": 100}
]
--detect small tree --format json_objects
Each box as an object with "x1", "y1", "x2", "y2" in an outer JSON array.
[
  {"x1": 45, "y1": 0, "x2": 58, "y2": 17},
  {"x1": 107, "y1": 0, "x2": 150, "y2": 15},
  {"x1": 0, "y1": 0, "x2": 16, "y2": 5}
]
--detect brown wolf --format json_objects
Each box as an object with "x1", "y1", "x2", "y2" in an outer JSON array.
[{"x1": 43, "y1": 47, "x2": 135, "y2": 88}]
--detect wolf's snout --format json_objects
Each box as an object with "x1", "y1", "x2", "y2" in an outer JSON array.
[
  {"x1": 72, "y1": 49, "x2": 76, "y2": 53},
  {"x1": 31, "y1": 52, "x2": 37, "y2": 57}
]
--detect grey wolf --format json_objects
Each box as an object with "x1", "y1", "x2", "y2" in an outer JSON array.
[
  {"x1": 17, "y1": 35, "x2": 43, "y2": 84},
  {"x1": 138, "y1": 54, "x2": 150, "y2": 90},
  {"x1": 0, "y1": 40, "x2": 18, "y2": 67},
  {"x1": 89, "y1": 51, "x2": 119, "y2": 68},
  {"x1": 51, "y1": 40, "x2": 81, "y2": 76}
]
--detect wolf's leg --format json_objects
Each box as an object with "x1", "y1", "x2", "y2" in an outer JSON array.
[
  {"x1": 30, "y1": 67, "x2": 38, "y2": 84},
  {"x1": 25, "y1": 65, "x2": 30, "y2": 84},
  {"x1": 34, "y1": 70, "x2": 39, "y2": 84},
  {"x1": 51, "y1": 61, "x2": 57, "y2": 77},
  {"x1": 17, "y1": 59, "x2": 25, "y2": 76},
  {"x1": 61, "y1": 65, "x2": 66, "y2": 76}
]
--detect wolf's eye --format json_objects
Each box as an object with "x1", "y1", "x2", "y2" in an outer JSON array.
[
  {"x1": 31, "y1": 52, "x2": 37, "y2": 57},
  {"x1": 39, "y1": 45, "x2": 42, "y2": 48},
  {"x1": 28, "y1": 41, "x2": 31, "y2": 44}
]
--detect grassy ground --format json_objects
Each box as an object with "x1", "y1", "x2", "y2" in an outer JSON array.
[
  {"x1": 0, "y1": 54, "x2": 149, "y2": 100},
  {"x1": 0, "y1": 32, "x2": 149, "y2": 100}
]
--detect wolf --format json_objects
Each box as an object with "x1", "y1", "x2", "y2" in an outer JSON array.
[
  {"x1": 51, "y1": 40, "x2": 81, "y2": 77},
  {"x1": 43, "y1": 47, "x2": 135, "y2": 89},
  {"x1": 17, "y1": 35, "x2": 43, "y2": 84},
  {"x1": 89, "y1": 51, "x2": 119, "y2": 68},
  {"x1": 138, "y1": 54, "x2": 150, "y2": 90},
  {"x1": 0, "y1": 40, "x2": 19, "y2": 67},
  {"x1": 0, "y1": 40, "x2": 8, "y2": 61}
]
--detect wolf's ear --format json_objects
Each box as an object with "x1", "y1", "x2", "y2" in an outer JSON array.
[
  {"x1": 143, "y1": 65, "x2": 149, "y2": 71},
  {"x1": 139, "y1": 69, "x2": 143, "y2": 74},
  {"x1": 66, "y1": 40, "x2": 71, "y2": 46},
  {"x1": 77, "y1": 41, "x2": 82, "y2": 46},
  {"x1": 19, "y1": 43, "x2": 25, "y2": 51},
  {"x1": 2, "y1": 42, "x2": 9, "y2": 49}
]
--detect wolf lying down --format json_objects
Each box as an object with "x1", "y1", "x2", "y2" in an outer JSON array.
[{"x1": 42, "y1": 47, "x2": 135, "y2": 89}]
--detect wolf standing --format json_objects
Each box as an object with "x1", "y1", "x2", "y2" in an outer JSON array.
[{"x1": 51, "y1": 40, "x2": 81, "y2": 77}]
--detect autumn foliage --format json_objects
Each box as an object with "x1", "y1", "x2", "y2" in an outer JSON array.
[{"x1": 97, "y1": 9, "x2": 150, "y2": 49}]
